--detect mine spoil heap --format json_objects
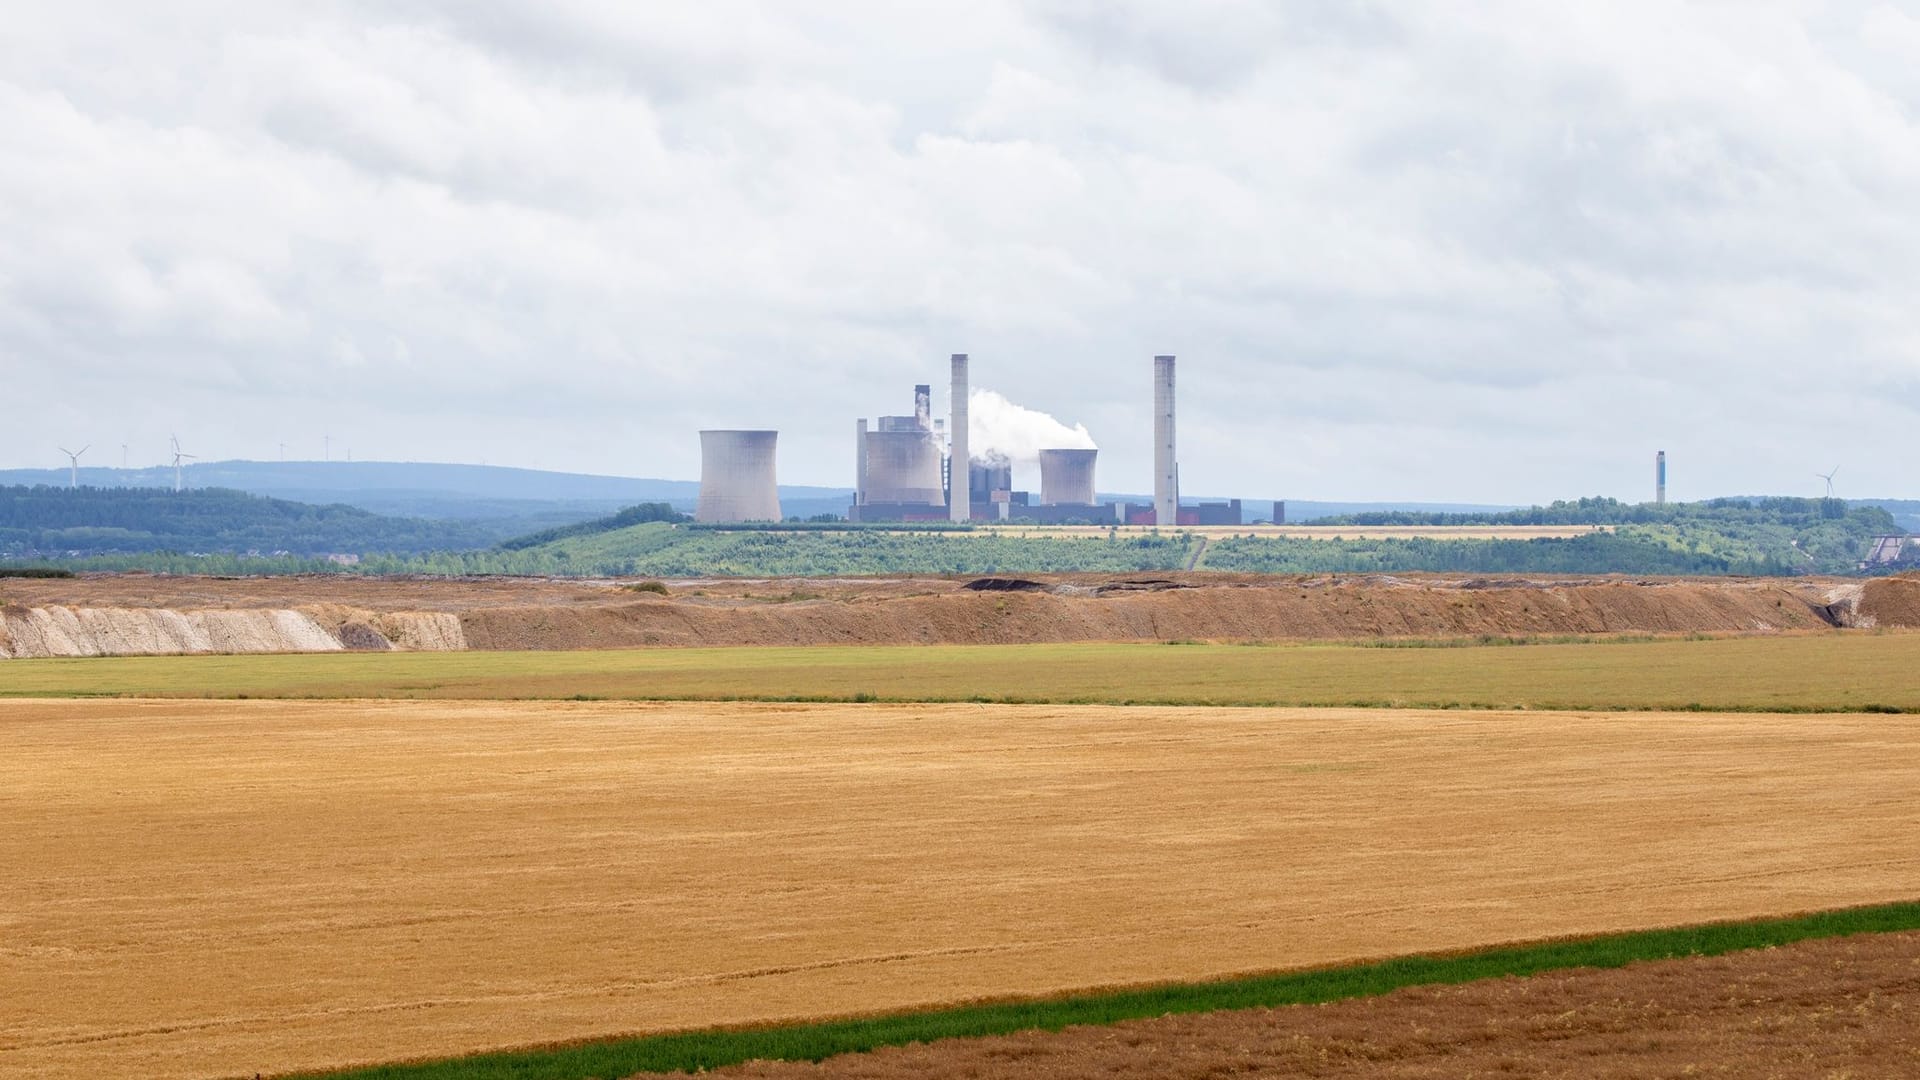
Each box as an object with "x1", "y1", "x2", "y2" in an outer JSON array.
[{"x1": 3, "y1": 573, "x2": 1913, "y2": 658}]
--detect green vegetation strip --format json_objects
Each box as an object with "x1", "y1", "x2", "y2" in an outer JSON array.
[
  {"x1": 303, "y1": 902, "x2": 1920, "y2": 1080},
  {"x1": 7, "y1": 635, "x2": 1918, "y2": 713}
]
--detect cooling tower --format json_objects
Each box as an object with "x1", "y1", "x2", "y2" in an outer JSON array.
[
  {"x1": 695, "y1": 430, "x2": 781, "y2": 523},
  {"x1": 864, "y1": 430, "x2": 945, "y2": 506},
  {"x1": 1153, "y1": 355, "x2": 1177, "y2": 525},
  {"x1": 1039, "y1": 448, "x2": 1097, "y2": 505},
  {"x1": 949, "y1": 354, "x2": 969, "y2": 522}
]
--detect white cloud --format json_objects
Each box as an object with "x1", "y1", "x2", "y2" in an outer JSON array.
[{"x1": 1, "y1": 1, "x2": 1916, "y2": 502}]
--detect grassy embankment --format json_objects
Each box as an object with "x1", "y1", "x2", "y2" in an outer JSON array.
[
  {"x1": 301, "y1": 902, "x2": 1920, "y2": 1080},
  {"x1": 6, "y1": 633, "x2": 1917, "y2": 712}
]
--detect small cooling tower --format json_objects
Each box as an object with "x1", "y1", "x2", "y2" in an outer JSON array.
[
  {"x1": 1039, "y1": 448, "x2": 1097, "y2": 505},
  {"x1": 696, "y1": 430, "x2": 781, "y2": 523}
]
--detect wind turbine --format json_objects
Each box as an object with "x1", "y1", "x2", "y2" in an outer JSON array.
[
  {"x1": 170, "y1": 435, "x2": 196, "y2": 493},
  {"x1": 1817, "y1": 466, "x2": 1840, "y2": 499},
  {"x1": 57, "y1": 445, "x2": 89, "y2": 489}
]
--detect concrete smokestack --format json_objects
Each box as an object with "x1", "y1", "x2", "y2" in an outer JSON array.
[
  {"x1": 950, "y1": 354, "x2": 969, "y2": 522},
  {"x1": 1039, "y1": 448, "x2": 1097, "y2": 505},
  {"x1": 855, "y1": 419, "x2": 868, "y2": 507},
  {"x1": 1656, "y1": 450, "x2": 1667, "y2": 506},
  {"x1": 1153, "y1": 355, "x2": 1177, "y2": 526},
  {"x1": 696, "y1": 430, "x2": 781, "y2": 523}
]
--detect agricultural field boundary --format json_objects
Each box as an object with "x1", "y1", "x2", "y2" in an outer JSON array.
[
  {"x1": 302, "y1": 901, "x2": 1920, "y2": 1080},
  {"x1": 5, "y1": 634, "x2": 1916, "y2": 713}
]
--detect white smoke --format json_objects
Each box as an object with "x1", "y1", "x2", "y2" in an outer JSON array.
[{"x1": 968, "y1": 388, "x2": 1096, "y2": 466}]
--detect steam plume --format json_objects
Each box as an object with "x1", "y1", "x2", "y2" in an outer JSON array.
[{"x1": 967, "y1": 388, "x2": 1096, "y2": 466}]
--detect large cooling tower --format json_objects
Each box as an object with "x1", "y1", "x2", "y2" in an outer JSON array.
[
  {"x1": 1039, "y1": 448, "x2": 1097, "y2": 505},
  {"x1": 1153, "y1": 355, "x2": 1177, "y2": 525},
  {"x1": 864, "y1": 430, "x2": 945, "y2": 506},
  {"x1": 696, "y1": 430, "x2": 781, "y2": 523}
]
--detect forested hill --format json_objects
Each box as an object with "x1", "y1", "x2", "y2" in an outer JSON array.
[
  {"x1": 1319, "y1": 495, "x2": 1899, "y2": 531},
  {"x1": 0, "y1": 486, "x2": 494, "y2": 557},
  {"x1": 1313, "y1": 496, "x2": 1899, "y2": 576}
]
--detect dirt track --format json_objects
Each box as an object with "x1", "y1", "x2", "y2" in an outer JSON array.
[
  {"x1": 4, "y1": 699, "x2": 1918, "y2": 1080},
  {"x1": 714, "y1": 930, "x2": 1920, "y2": 1079},
  {"x1": 6, "y1": 572, "x2": 1912, "y2": 657}
]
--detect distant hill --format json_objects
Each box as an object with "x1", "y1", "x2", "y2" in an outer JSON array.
[
  {"x1": 0, "y1": 461, "x2": 855, "y2": 528},
  {"x1": 1853, "y1": 499, "x2": 1920, "y2": 533},
  {"x1": 0, "y1": 485, "x2": 492, "y2": 558}
]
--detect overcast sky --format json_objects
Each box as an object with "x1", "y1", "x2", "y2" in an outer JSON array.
[{"x1": 4, "y1": 2, "x2": 1917, "y2": 502}]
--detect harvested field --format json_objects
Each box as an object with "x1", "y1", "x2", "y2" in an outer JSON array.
[
  {"x1": 4, "y1": 572, "x2": 1903, "y2": 658},
  {"x1": 4, "y1": 699, "x2": 1919, "y2": 1080},
  {"x1": 5, "y1": 633, "x2": 1920, "y2": 713},
  {"x1": 714, "y1": 929, "x2": 1920, "y2": 1080}
]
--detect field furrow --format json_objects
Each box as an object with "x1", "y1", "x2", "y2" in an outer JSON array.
[{"x1": 3, "y1": 699, "x2": 1918, "y2": 1079}]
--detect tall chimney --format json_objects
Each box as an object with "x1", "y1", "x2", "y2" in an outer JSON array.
[
  {"x1": 950, "y1": 354, "x2": 969, "y2": 522},
  {"x1": 1656, "y1": 450, "x2": 1667, "y2": 506},
  {"x1": 855, "y1": 419, "x2": 868, "y2": 511},
  {"x1": 1154, "y1": 355, "x2": 1177, "y2": 526}
]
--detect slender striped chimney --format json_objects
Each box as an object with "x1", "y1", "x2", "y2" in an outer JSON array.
[
  {"x1": 1153, "y1": 355, "x2": 1177, "y2": 526},
  {"x1": 950, "y1": 354, "x2": 969, "y2": 522}
]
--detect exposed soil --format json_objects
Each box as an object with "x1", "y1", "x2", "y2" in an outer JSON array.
[
  {"x1": 4, "y1": 572, "x2": 1905, "y2": 658},
  {"x1": 1860, "y1": 574, "x2": 1920, "y2": 629},
  {"x1": 713, "y1": 930, "x2": 1920, "y2": 1080},
  {"x1": 5, "y1": 700, "x2": 1919, "y2": 1080}
]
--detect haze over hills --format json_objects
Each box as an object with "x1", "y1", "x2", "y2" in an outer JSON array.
[
  {"x1": 0, "y1": 459, "x2": 1544, "y2": 525},
  {"x1": 0, "y1": 461, "x2": 856, "y2": 526}
]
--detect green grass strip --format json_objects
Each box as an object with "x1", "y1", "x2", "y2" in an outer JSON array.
[{"x1": 302, "y1": 900, "x2": 1920, "y2": 1080}]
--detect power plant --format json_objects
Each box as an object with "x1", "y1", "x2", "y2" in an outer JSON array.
[
  {"x1": 842, "y1": 354, "x2": 1240, "y2": 526},
  {"x1": 851, "y1": 384, "x2": 949, "y2": 522},
  {"x1": 695, "y1": 430, "x2": 781, "y2": 523}
]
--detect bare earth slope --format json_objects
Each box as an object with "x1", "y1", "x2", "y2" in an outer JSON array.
[
  {"x1": 716, "y1": 930, "x2": 1920, "y2": 1080},
  {"x1": 4, "y1": 699, "x2": 1918, "y2": 1079},
  {"x1": 6, "y1": 572, "x2": 1912, "y2": 657}
]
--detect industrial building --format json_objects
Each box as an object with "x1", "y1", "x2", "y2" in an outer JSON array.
[
  {"x1": 847, "y1": 353, "x2": 1240, "y2": 527},
  {"x1": 850, "y1": 383, "x2": 950, "y2": 523},
  {"x1": 695, "y1": 430, "x2": 782, "y2": 523}
]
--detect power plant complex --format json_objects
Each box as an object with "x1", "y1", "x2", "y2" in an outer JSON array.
[{"x1": 696, "y1": 355, "x2": 1243, "y2": 526}]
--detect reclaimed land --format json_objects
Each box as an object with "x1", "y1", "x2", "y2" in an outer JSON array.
[
  {"x1": 4, "y1": 633, "x2": 1918, "y2": 712},
  {"x1": 4, "y1": 699, "x2": 1919, "y2": 1080},
  {"x1": 694, "y1": 923, "x2": 1920, "y2": 1080}
]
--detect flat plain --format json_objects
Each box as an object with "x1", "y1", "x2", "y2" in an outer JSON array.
[
  {"x1": 714, "y1": 929, "x2": 1920, "y2": 1079},
  {"x1": 5, "y1": 633, "x2": 1919, "y2": 711},
  {"x1": 4, "y1": 698, "x2": 1919, "y2": 1080}
]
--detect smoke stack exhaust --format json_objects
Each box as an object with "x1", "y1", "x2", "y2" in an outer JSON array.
[
  {"x1": 914, "y1": 384, "x2": 931, "y2": 431},
  {"x1": 1153, "y1": 355, "x2": 1177, "y2": 526},
  {"x1": 1656, "y1": 450, "x2": 1667, "y2": 506},
  {"x1": 950, "y1": 355, "x2": 969, "y2": 522}
]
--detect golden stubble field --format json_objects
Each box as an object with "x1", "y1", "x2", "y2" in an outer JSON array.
[{"x1": 4, "y1": 699, "x2": 1919, "y2": 1080}]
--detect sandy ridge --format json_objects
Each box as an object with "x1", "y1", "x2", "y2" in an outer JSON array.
[{"x1": 6, "y1": 573, "x2": 1916, "y2": 657}]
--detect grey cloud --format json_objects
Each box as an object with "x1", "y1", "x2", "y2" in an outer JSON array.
[{"x1": 0, "y1": 2, "x2": 1916, "y2": 504}]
